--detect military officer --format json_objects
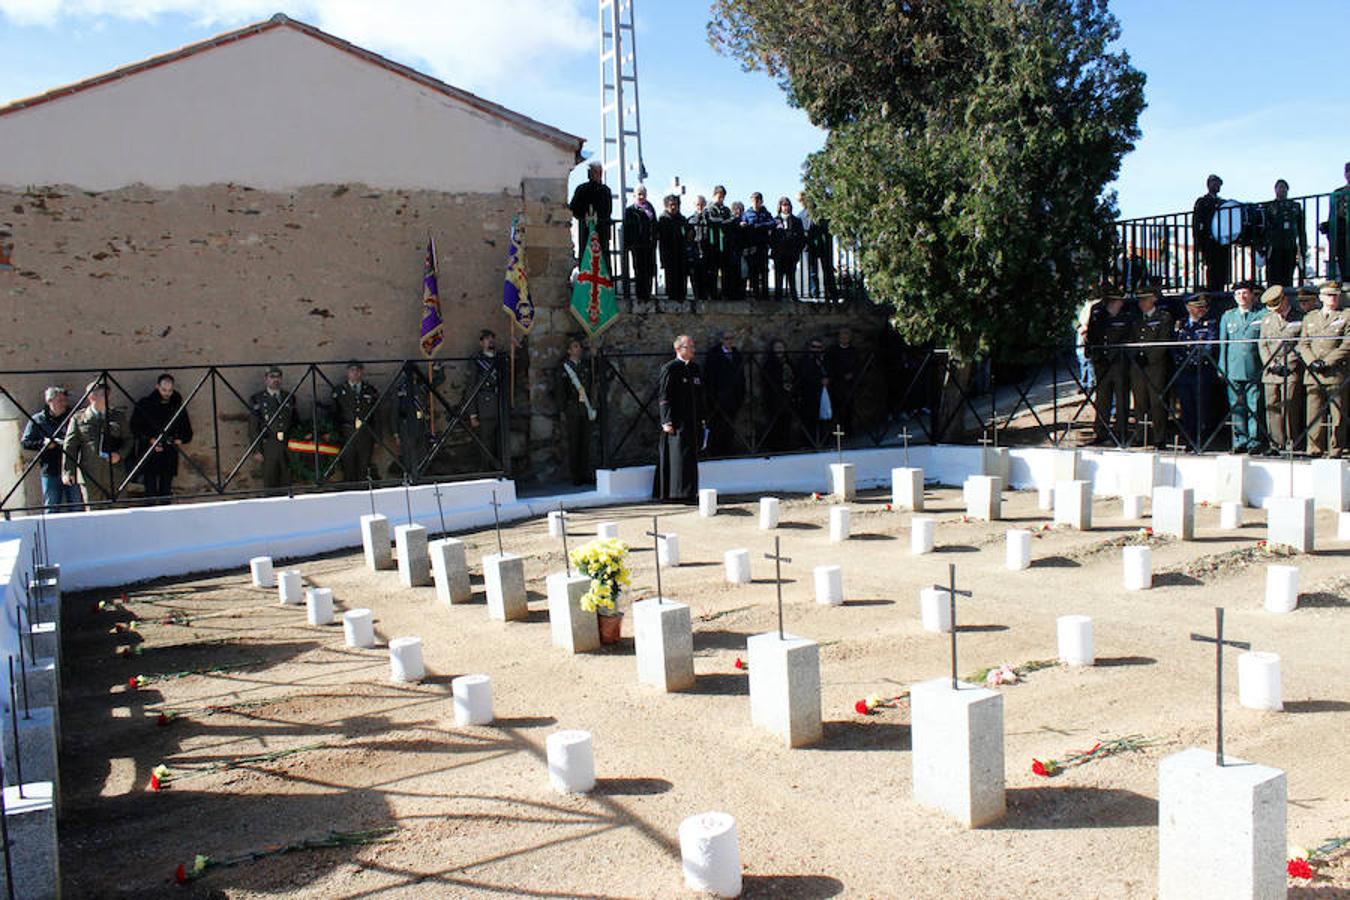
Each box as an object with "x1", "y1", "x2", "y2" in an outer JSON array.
[
  {"x1": 1257, "y1": 287, "x2": 1304, "y2": 455},
  {"x1": 249, "y1": 366, "x2": 295, "y2": 490},
  {"x1": 1217, "y1": 280, "x2": 1268, "y2": 453},
  {"x1": 394, "y1": 360, "x2": 444, "y2": 478},
  {"x1": 1131, "y1": 286, "x2": 1174, "y2": 448},
  {"x1": 1262, "y1": 179, "x2": 1307, "y2": 289},
  {"x1": 332, "y1": 361, "x2": 382, "y2": 483},
  {"x1": 467, "y1": 330, "x2": 505, "y2": 470},
  {"x1": 1296, "y1": 284, "x2": 1321, "y2": 318},
  {"x1": 61, "y1": 380, "x2": 128, "y2": 506},
  {"x1": 1174, "y1": 295, "x2": 1221, "y2": 450},
  {"x1": 1321, "y1": 161, "x2": 1350, "y2": 280},
  {"x1": 1299, "y1": 281, "x2": 1349, "y2": 457},
  {"x1": 1086, "y1": 289, "x2": 1137, "y2": 444}
]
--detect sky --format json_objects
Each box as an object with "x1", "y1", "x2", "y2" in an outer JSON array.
[{"x1": 1, "y1": 0, "x2": 1347, "y2": 220}]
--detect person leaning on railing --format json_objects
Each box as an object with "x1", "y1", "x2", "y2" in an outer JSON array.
[
  {"x1": 1217, "y1": 281, "x2": 1267, "y2": 454},
  {"x1": 1258, "y1": 286, "x2": 1304, "y2": 456},
  {"x1": 1299, "y1": 281, "x2": 1349, "y2": 458}
]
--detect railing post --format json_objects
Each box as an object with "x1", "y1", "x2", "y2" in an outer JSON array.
[{"x1": 210, "y1": 368, "x2": 222, "y2": 492}]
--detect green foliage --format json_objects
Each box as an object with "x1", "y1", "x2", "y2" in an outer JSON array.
[{"x1": 709, "y1": 0, "x2": 1145, "y2": 359}]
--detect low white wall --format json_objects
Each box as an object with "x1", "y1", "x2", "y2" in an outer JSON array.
[{"x1": 0, "y1": 533, "x2": 37, "y2": 709}]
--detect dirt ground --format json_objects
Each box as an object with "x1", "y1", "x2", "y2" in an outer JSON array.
[{"x1": 56, "y1": 486, "x2": 1350, "y2": 898}]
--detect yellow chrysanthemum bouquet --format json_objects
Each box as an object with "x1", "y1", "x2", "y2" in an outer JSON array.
[{"x1": 568, "y1": 538, "x2": 632, "y2": 615}]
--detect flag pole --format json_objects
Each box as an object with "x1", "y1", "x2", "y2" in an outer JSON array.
[{"x1": 428, "y1": 235, "x2": 438, "y2": 435}]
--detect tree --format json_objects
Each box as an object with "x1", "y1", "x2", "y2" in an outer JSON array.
[{"x1": 709, "y1": 0, "x2": 1146, "y2": 361}]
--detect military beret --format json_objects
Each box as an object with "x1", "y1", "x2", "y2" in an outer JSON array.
[
  {"x1": 1260, "y1": 285, "x2": 1285, "y2": 308},
  {"x1": 1320, "y1": 280, "x2": 1342, "y2": 293}
]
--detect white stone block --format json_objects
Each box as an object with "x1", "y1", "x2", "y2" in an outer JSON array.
[
  {"x1": 1267, "y1": 497, "x2": 1314, "y2": 553},
  {"x1": 981, "y1": 446, "x2": 1009, "y2": 482},
  {"x1": 910, "y1": 678, "x2": 1006, "y2": 828},
  {"x1": 22, "y1": 658, "x2": 58, "y2": 711},
  {"x1": 1054, "y1": 480, "x2": 1093, "y2": 530},
  {"x1": 1057, "y1": 615, "x2": 1094, "y2": 666},
  {"x1": 633, "y1": 598, "x2": 695, "y2": 692},
  {"x1": 892, "y1": 467, "x2": 924, "y2": 511},
  {"x1": 679, "y1": 811, "x2": 742, "y2": 899},
  {"x1": 452, "y1": 674, "x2": 494, "y2": 726},
  {"x1": 389, "y1": 636, "x2": 425, "y2": 683},
  {"x1": 829, "y1": 462, "x2": 856, "y2": 501},
  {"x1": 724, "y1": 549, "x2": 751, "y2": 584},
  {"x1": 657, "y1": 533, "x2": 680, "y2": 567},
  {"x1": 1157, "y1": 747, "x2": 1286, "y2": 900},
  {"x1": 1219, "y1": 502, "x2": 1244, "y2": 531},
  {"x1": 1037, "y1": 484, "x2": 1054, "y2": 511},
  {"x1": 1263, "y1": 565, "x2": 1298, "y2": 614},
  {"x1": 1152, "y1": 486, "x2": 1195, "y2": 540},
  {"x1": 1214, "y1": 454, "x2": 1248, "y2": 506},
  {"x1": 1123, "y1": 545, "x2": 1152, "y2": 591},
  {"x1": 305, "y1": 587, "x2": 334, "y2": 626},
  {"x1": 1126, "y1": 452, "x2": 1159, "y2": 496},
  {"x1": 343, "y1": 608, "x2": 375, "y2": 648},
  {"x1": 1, "y1": 782, "x2": 59, "y2": 900},
  {"x1": 596, "y1": 521, "x2": 619, "y2": 540},
  {"x1": 483, "y1": 553, "x2": 528, "y2": 621},
  {"x1": 395, "y1": 524, "x2": 431, "y2": 587},
  {"x1": 747, "y1": 631, "x2": 822, "y2": 747},
  {"x1": 277, "y1": 570, "x2": 303, "y2": 606},
  {"x1": 758, "y1": 497, "x2": 779, "y2": 530},
  {"x1": 2, "y1": 706, "x2": 58, "y2": 794},
  {"x1": 1051, "y1": 449, "x2": 1080, "y2": 483},
  {"x1": 1340, "y1": 511, "x2": 1350, "y2": 541},
  {"x1": 249, "y1": 556, "x2": 274, "y2": 588},
  {"x1": 698, "y1": 488, "x2": 718, "y2": 517},
  {"x1": 828, "y1": 505, "x2": 851, "y2": 542},
  {"x1": 1310, "y1": 458, "x2": 1348, "y2": 512},
  {"x1": 360, "y1": 513, "x2": 393, "y2": 570},
  {"x1": 910, "y1": 517, "x2": 935, "y2": 555},
  {"x1": 919, "y1": 587, "x2": 953, "y2": 633},
  {"x1": 548, "y1": 572, "x2": 598, "y2": 653},
  {"x1": 546, "y1": 729, "x2": 595, "y2": 794},
  {"x1": 547, "y1": 510, "x2": 568, "y2": 538},
  {"x1": 963, "y1": 475, "x2": 1003, "y2": 522},
  {"x1": 28, "y1": 622, "x2": 57, "y2": 664},
  {"x1": 1238, "y1": 652, "x2": 1282, "y2": 711},
  {"x1": 1005, "y1": 530, "x2": 1031, "y2": 571},
  {"x1": 1121, "y1": 494, "x2": 1145, "y2": 520},
  {"x1": 429, "y1": 537, "x2": 473, "y2": 605},
  {"x1": 813, "y1": 565, "x2": 843, "y2": 606}
]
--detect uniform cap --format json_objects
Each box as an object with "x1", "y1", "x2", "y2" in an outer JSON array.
[
  {"x1": 1260, "y1": 285, "x2": 1286, "y2": 308},
  {"x1": 265, "y1": 365, "x2": 282, "y2": 377},
  {"x1": 1185, "y1": 294, "x2": 1209, "y2": 308},
  {"x1": 1296, "y1": 284, "x2": 1319, "y2": 298},
  {"x1": 1320, "y1": 280, "x2": 1342, "y2": 293}
]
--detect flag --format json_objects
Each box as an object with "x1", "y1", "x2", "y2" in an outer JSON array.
[
  {"x1": 503, "y1": 214, "x2": 535, "y2": 331},
  {"x1": 419, "y1": 238, "x2": 444, "y2": 358},
  {"x1": 571, "y1": 219, "x2": 619, "y2": 338}
]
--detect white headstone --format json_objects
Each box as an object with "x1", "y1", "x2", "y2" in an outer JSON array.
[
  {"x1": 1056, "y1": 615, "x2": 1094, "y2": 666},
  {"x1": 829, "y1": 462, "x2": 856, "y2": 501},
  {"x1": 1121, "y1": 494, "x2": 1145, "y2": 520},
  {"x1": 679, "y1": 812, "x2": 742, "y2": 899},
  {"x1": 546, "y1": 729, "x2": 595, "y2": 794},
  {"x1": 698, "y1": 488, "x2": 718, "y2": 517},
  {"x1": 1214, "y1": 454, "x2": 1248, "y2": 506},
  {"x1": 633, "y1": 598, "x2": 695, "y2": 692},
  {"x1": 910, "y1": 678, "x2": 1006, "y2": 827},
  {"x1": 249, "y1": 556, "x2": 274, "y2": 588},
  {"x1": 910, "y1": 517, "x2": 935, "y2": 555},
  {"x1": 429, "y1": 537, "x2": 473, "y2": 605},
  {"x1": 919, "y1": 587, "x2": 952, "y2": 633},
  {"x1": 963, "y1": 475, "x2": 1003, "y2": 521},
  {"x1": 1237, "y1": 651, "x2": 1282, "y2": 711},
  {"x1": 747, "y1": 632, "x2": 822, "y2": 747},
  {"x1": 828, "y1": 505, "x2": 851, "y2": 542},
  {"x1": 395, "y1": 523, "x2": 431, "y2": 588},
  {"x1": 548, "y1": 571, "x2": 598, "y2": 653},
  {"x1": 1263, "y1": 565, "x2": 1298, "y2": 614},
  {"x1": 982, "y1": 446, "x2": 1009, "y2": 483},
  {"x1": 813, "y1": 565, "x2": 843, "y2": 606},
  {"x1": 1219, "y1": 501, "x2": 1243, "y2": 531},
  {"x1": 360, "y1": 513, "x2": 393, "y2": 570},
  {"x1": 305, "y1": 587, "x2": 334, "y2": 626},
  {"x1": 1123, "y1": 545, "x2": 1152, "y2": 591},
  {"x1": 1037, "y1": 484, "x2": 1054, "y2": 511},
  {"x1": 1005, "y1": 530, "x2": 1031, "y2": 571},
  {"x1": 547, "y1": 510, "x2": 567, "y2": 538},
  {"x1": 277, "y1": 570, "x2": 303, "y2": 606},
  {"x1": 596, "y1": 521, "x2": 619, "y2": 540},
  {"x1": 1310, "y1": 458, "x2": 1348, "y2": 512},
  {"x1": 892, "y1": 467, "x2": 924, "y2": 511},
  {"x1": 1152, "y1": 486, "x2": 1195, "y2": 540},
  {"x1": 1267, "y1": 497, "x2": 1314, "y2": 553},
  {"x1": 1126, "y1": 452, "x2": 1158, "y2": 496},
  {"x1": 452, "y1": 674, "x2": 494, "y2": 725},
  {"x1": 483, "y1": 552, "x2": 528, "y2": 621},
  {"x1": 343, "y1": 608, "x2": 375, "y2": 648},
  {"x1": 657, "y1": 533, "x2": 681, "y2": 567},
  {"x1": 758, "y1": 497, "x2": 780, "y2": 530},
  {"x1": 1050, "y1": 449, "x2": 1080, "y2": 483},
  {"x1": 724, "y1": 549, "x2": 751, "y2": 584},
  {"x1": 389, "y1": 636, "x2": 425, "y2": 682},
  {"x1": 1053, "y1": 480, "x2": 1093, "y2": 530}
]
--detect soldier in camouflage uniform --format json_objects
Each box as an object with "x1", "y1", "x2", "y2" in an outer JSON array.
[
  {"x1": 1262, "y1": 180, "x2": 1307, "y2": 289},
  {"x1": 1130, "y1": 287, "x2": 1174, "y2": 448},
  {"x1": 249, "y1": 366, "x2": 296, "y2": 489},
  {"x1": 1257, "y1": 287, "x2": 1304, "y2": 455},
  {"x1": 1299, "y1": 281, "x2": 1349, "y2": 457},
  {"x1": 62, "y1": 380, "x2": 127, "y2": 506},
  {"x1": 1086, "y1": 290, "x2": 1137, "y2": 444},
  {"x1": 332, "y1": 361, "x2": 382, "y2": 483}
]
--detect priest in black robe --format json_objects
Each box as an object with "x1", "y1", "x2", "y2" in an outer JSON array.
[{"x1": 653, "y1": 334, "x2": 705, "y2": 501}]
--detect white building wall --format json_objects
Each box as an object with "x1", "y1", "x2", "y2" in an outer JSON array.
[{"x1": 0, "y1": 26, "x2": 574, "y2": 192}]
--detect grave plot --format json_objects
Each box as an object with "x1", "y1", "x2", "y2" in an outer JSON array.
[{"x1": 54, "y1": 487, "x2": 1350, "y2": 898}]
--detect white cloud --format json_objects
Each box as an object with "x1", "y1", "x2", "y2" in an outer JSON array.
[{"x1": 0, "y1": 0, "x2": 593, "y2": 91}]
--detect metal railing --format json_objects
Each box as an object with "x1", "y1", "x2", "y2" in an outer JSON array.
[{"x1": 1114, "y1": 189, "x2": 1349, "y2": 294}]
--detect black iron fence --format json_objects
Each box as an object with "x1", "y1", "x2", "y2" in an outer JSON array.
[
  {"x1": 1114, "y1": 189, "x2": 1349, "y2": 295},
  {"x1": 1, "y1": 356, "x2": 510, "y2": 515}
]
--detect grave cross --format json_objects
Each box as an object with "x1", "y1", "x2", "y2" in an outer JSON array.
[
  {"x1": 1284, "y1": 443, "x2": 1296, "y2": 498},
  {"x1": 489, "y1": 489, "x2": 504, "y2": 557},
  {"x1": 763, "y1": 536, "x2": 791, "y2": 640},
  {"x1": 1168, "y1": 436, "x2": 1187, "y2": 488},
  {"x1": 832, "y1": 425, "x2": 846, "y2": 465},
  {"x1": 1189, "y1": 607, "x2": 1250, "y2": 767},
  {"x1": 933, "y1": 563, "x2": 973, "y2": 690},
  {"x1": 1138, "y1": 415, "x2": 1153, "y2": 452},
  {"x1": 366, "y1": 475, "x2": 376, "y2": 518},
  {"x1": 980, "y1": 424, "x2": 1000, "y2": 450},
  {"x1": 402, "y1": 475, "x2": 414, "y2": 527},
  {"x1": 898, "y1": 426, "x2": 913, "y2": 468},
  {"x1": 558, "y1": 500, "x2": 571, "y2": 577},
  {"x1": 433, "y1": 483, "x2": 447, "y2": 537},
  {"x1": 644, "y1": 515, "x2": 664, "y2": 605}
]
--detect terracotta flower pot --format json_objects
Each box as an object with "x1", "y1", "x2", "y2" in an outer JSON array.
[{"x1": 597, "y1": 613, "x2": 624, "y2": 644}]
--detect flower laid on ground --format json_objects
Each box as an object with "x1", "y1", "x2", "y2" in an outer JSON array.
[
  {"x1": 885, "y1": 503, "x2": 893, "y2": 511},
  {"x1": 115, "y1": 645, "x2": 144, "y2": 658},
  {"x1": 174, "y1": 829, "x2": 395, "y2": 886},
  {"x1": 1030, "y1": 735, "x2": 1159, "y2": 778},
  {"x1": 960, "y1": 515, "x2": 970, "y2": 524},
  {"x1": 128, "y1": 675, "x2": 146, "y2": 689},
  {"x1": 969, "y1": 659, "x2": 1058, "y2": 688},
  {"x1": 109, "y1": 620, "x2": 140, "y2": 634},
  {"x1": 1136, "y1": 527, "x2": 1154, "y2": 539},
  {"x1": 1287, "y1": 858, "x2": 1313, "y2": 879},
  {"x1": 1286, "y1": 836, "x2": 1350, "y2": 882},
  {"x1": 1038, "y1": 523, "x2": 1052, "y2": 532},
  {"x1": 156, "y1": 712, "x2": 178, "y2": 727},
  {"x1": 733, "y1": 657, "x2": 747, "y2": 671},
  {"x1": 149, "y1": 763, "x2": 170, "y2": 791},
  {"x1": 568, "y1": 538, "x2": 631, "y2": 615},
  {"x1": 985, "y1": 664, "x2": 1019, "y2": 687},
  {"x1": 811, "y1": 492, "x2": 821, "y2": 501},
  {"x1": 175, "y1": 854, "x2": 212, "y2": 885},
  {"x1": 853, "y1": 693, "x2": 907, "y2": 716}
]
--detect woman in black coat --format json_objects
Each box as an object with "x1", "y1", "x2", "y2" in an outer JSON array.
[
  {"x1": 131, "y1": 373, "x2": 193, "y2": 503},
  {"x1": 771, "y1": 196, "x2": 806, "y2": 302},
  {"x1": 761, "y1": 338, "x2": 800, "y2": 450}
]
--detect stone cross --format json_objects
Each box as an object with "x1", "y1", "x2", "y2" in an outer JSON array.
[
  {"x1": 899, "y1": 426, "x2": 913, "y2": 468},
  {"x1": 668, "y1": 175, "x2": 687, "y2": 197},
  {"x1": 977, "y1": 429, "x2": 995, "y2": 451},
  {"x1": 433, "y1": 483, "x2": 447, "y2": 537},
  {"x1": 934, "y1": 563, "x2": 973, "y2": 690},
  {"x1": 763, "y1": 536, "x2": 791, "y2": 640},
  {"x1": 1138, "y1": 415, "x2": 1153, "y2": 451},
  {"x1": 1189, "y1": 607, "x2": 1250, "y2": 767},
  {"x1": 644, "y1": 515, "x2": 664, "y2": 605},
  {"x1": 833, "y1": 425, "x2": 846, "y2": 464},
  {"x1": 489, "y1": 489, "x2": 504, "y2": 557},
  {"x1": 366, "y1": 475, "x2": 377, "y2": 517},
  {"x1": 402, "y1": 475, "x2": 414, "y2": 527},
  {"x1": 559, "y1": 500, "x2": 571, "y2": 576},
  {"x1": 1168, "y1": 436, "x2": 1187, "y2": 488}
]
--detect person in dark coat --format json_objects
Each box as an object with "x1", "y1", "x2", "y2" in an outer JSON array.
[
  {"x1": 466, "y1": 331, "x2": 505, "y2": 471},
  {"x1": 656, "y1": 193, "x2": 689, "y2": 305},
  {"x1": 248, "y1": 366, "x2": 296, "y2": 490},
  {"x1": 797, "y1": 191, "x2": 837, "y2": 302},
  {"x1": 771, "y1": 196, "x2": 806, "y2": 302},
  {"x1": 1174, "y1": 295, "x2": 1221, "y2": 450},
  {"x1": 823, "y1": 327, "x2": 860, "y2": 436},
  {"x1": 21, "y1": 386, "x2": 81, "y2": 510},
  {"x1": 130, "y1": 373, "x2": 193, "y2": 503},
  {"x1": 623, "y1": 185, "x2": 658, "y2": 301},
  {"x1": 569, "y1": 161, "x2": 613, "y2": 261},
  {"x1": 686, "y1": 195, "x2": 712, "y2": 302},
  {"x1": 332, "y1": 361, "x2": 382, "y2": 483},
  {"x1": 728, "y1": 200, "x2": 748, "y2": 301},
  {"x1": 558, "y1": 338, "x2": 595, "y2": 485},
  {"x1": 703, "y1": 330, "x2": 745, "y2": 456},
  {"x1": 705, "y1": 187, "x2": 738, "y2": 301},
  {"x1": 652, "y1": 334, "x2": 705, "y2": 501},
  {"x1": 62, "y1": 381, "x2": 127, "y2": 507},
  {"x1": 741, "y1": 193, "x2": 775, "y2": 302},
  {"x1": 1086, "y1": 292, "x2": 1138, "y2": 445},
  {"x1": 1192, "y1": 174, "x2": 1230, "y2": 292},
  {"x1": 799, "y1": 337, "x2": 832, "y2": 445},
  {"x1": 762, "y1": 338, "x2": 800, "y2": 450}
]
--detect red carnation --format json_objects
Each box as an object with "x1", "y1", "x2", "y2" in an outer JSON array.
[
  {"x1": 1031, "y1": 759, "x2": 1049, "y2": 777},
  {"x1": 175, "y1": 863, "x2": 188, "y2": 885},
  {"x1": 156, "y1": 713, "x2": 169, "y2": 727},
  {"x1": 149, "y1": 773, "x2": 162, "y2": 791},
  {"x1": 854, "y1": 699, "x2": 869, "y2": 715},
  {"x1": 1287, "y1": 858, "x2": 1313, "y2": 879},
  {"x1": 734, "y1": 657, "x2": 746, "y2": 670},
  {"x1": 128, "y1": 676, "x2": 139, "y2": 689},
  {"x1": 885, "y1": 503, "x2": 893, "y2": 511}
]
